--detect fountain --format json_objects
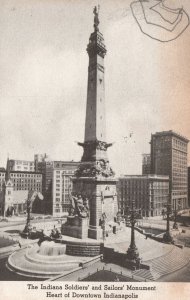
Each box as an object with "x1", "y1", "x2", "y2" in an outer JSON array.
[
  {"x1": 6, "y1": 241, "x2": 90, "y2": 279},
  {"x1": 37, "y1": 241, "x2": 66, "y2": 256}
]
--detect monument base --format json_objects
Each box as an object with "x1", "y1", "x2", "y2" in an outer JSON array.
[
  {"x1": 61, "y1": 216, "x2": 89, "y2": 239},
  {"x1": 88, "y1": 225, "x2": 103, "y2": 240}
]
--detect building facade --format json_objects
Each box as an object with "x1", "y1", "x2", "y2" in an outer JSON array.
[
  {"x1": 117, "y1": 175, "x2": 169, "y2": 217},
  {"x1": 9, "y1": 171, "x2": 42, "y2": 192},
  {"x1": 34, "y1": 154, "x2": 53, "y2": 214},
  {"x1": 142, "y1": 154, "x2": 151, "y2": 175},
  {"x1": 0, "y1": 161, "x2": 43, "y2": 215},
  {"x1": 188, "y1": 167, "x2": 190, "y2": 208},
  {"x1": 7, "y1": 159, "x2": 35, "y2": 172},
  {"x1": 0, "y1": 171, "x2": 42, "y2": 217},
  {"x1": 151, "y1": 131, "x2": 189, "y2": 209},
  {"x1": 0, "y1": 169, "x2": 6, "y2": 192},
  {"x1": 35, "y1": 154, "x2": 79, "y2": 215},
  {"x1": 52, "y1": 161, "x2": 79, "y2": 217}
]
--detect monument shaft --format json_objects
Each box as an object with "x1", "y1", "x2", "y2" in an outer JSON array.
[{"x1": 72, "y1": 8, "x2": 118, "y2": 240}]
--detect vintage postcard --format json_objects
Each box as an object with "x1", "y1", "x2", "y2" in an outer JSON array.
[{"x1": 0, "y1": 0, "x2": 190, "y2": 300}]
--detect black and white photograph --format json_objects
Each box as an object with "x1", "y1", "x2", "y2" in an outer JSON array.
[{"x1": 0, "y1": 1, "x2": 190, "y2": 299}]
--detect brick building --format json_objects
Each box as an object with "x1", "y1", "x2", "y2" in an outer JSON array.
[
  {"x1": 34, "y1": 154, "x2": 79, "y2": 215},
  {"x1": 7, "y1": 159, "x2": 35, "y2": 172},
  {"x1": 188, "y1": 167, "x2": 190, "y2": 208},
  {"x1": 117, "y1": 175, "x2": 169, "y2": 217},
  {"x1": 52, "y1": 161, "x2": 79, "y2": 216},
  {"x1": 0, "y1": 168, "x2": 6, "y2": 192},
  {"x1": 9, "y1": 171, "x2": 42, "y2": 192},
  {"x1": 34, "y1": 154, "x2": 53, "y2": 214},
  {"x1": 150, "y1": 131, "x2": 189, "y2": 209}
]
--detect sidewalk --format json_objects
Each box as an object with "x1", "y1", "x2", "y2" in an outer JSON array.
[{"x1": 50, "y1": 261, "x2": 143, "y2": 282}]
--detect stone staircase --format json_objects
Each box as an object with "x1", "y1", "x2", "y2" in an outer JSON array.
[
  {"x1": 132, "y1": 269, "x2": 160, "y2": 281},
  {"x1": 133, "y1": 246, "x2": 189, "y2": 281}
]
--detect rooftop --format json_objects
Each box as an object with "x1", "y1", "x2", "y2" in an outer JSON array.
[
  {"x1": 119, "y1": 174, "x2": 169, "y2": 180},
  {"x1": 151, "y1": 130, "x2": 189, "y2": 143},
  {"x1": 8, "y1": 159, "x2": 34, "y2": 163},
  {"x1": 10, "y1": 171, "x2": 42, "y2": 175}
]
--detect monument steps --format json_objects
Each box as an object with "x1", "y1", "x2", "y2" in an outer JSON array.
[
  {"x1": 133, "y1": 247, "x2": 189, "y2": 281},
  {"x1": 147, "y1": 247, "x2": 189, "y2": 276},
  {"x1": 132, "y1": 269, "x2": 160, "y2": 281}
]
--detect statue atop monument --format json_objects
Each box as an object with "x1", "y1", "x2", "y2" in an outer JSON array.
[{"x1": 93, "y1": 5, "x2": 100, "y2": 31}]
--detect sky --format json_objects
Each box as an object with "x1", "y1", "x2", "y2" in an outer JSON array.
[{"x1": 0, "y1": 0, "x2": 190, "y2": 175}]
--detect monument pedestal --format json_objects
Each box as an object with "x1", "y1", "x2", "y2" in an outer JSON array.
[
  {"x1": 61, "y1": 216, "x2": 89, "y2": 239},
  {"x1": 88, "y1": 225, "x2": 103, "y2": 240},
  {"x1": 72, "y1": 176, "x2": 118, "y2": 240}
]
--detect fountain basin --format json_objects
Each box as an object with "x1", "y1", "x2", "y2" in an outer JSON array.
[{"x1": 7, "y1": 241, "x2": 88, "y2": 279}]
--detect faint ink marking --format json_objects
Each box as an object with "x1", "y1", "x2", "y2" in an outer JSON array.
[
  {"x1": 150, "y1": 1, "x2": 183, "y2": 26},
  {"x1": 130, "y1": 0, "x2": 190, "y2": 42}
]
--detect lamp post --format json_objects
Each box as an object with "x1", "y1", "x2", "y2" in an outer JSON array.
[
  {"x1": 22, "y1": 191, "x2": 33, "y2": 237},
  {"x1": 125, "y1": 200, "x2": 140, "y2": 265},
  {"x1": 173, "y1": 199, "x2": 179, "y2": 229},
  {"x1": 163, "y1": 198, "x2": 173, "y2": 243},
  {"x1": 124, "y1": 205, "x2": 130, "y2": 226}
]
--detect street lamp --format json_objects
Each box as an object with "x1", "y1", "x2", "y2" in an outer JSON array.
[
  {"x1": 173, "y1": 199, "x2": 179, "y2": 230},
  {"x1": 163, "y1": 198, "x2": 173, "y2": 244},
  {"x1": 125, "y1": 200, "x2": 140, "y2": 267},
  {"x1": 124, "y1": 205, "x2": 130, "y2": 226},
  {"x1": 21, "y1": 190, "x2": 43, "y2": 238},
  {"x1": 22, "y1": 191, "x2": 33, "y2": 237}
]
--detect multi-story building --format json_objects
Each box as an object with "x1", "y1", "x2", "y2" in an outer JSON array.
[
  {"x1": 188, "y1": 167, "x2": 190, "y2": 208},
  {"x1": 7, "y1": 159, "x2": 35, "y2": 172},
  {"x1": 0, "y1": 169, "x2": 43, "y2": 216},
  {"x1": 52, "y1": 161, "x2": 79, "y2": 217},
  {"x1": 0, "y1": 168, "x2": 6, "y2": 191},
  {"x1": 150, "y1": 130, "x2": 189, "y2": 209},
  {"x1": 0, "y1": 169, "x2": 6, "y2": 215},
  {"x1": 34, "y1": 154, "x2": 53, "y2": 214},
  {"x1": 117, "y1": 175, "x2": 169, "y2": 217},
  {"x1": 9, "y1": 171, "x2": 42, "y2": 192},
  {"x1": 34, "y1": 154, "x2": 79, "y2": 215},
  {"x1": 142, "y1": 154, "x2": 151, "y2": 175}
]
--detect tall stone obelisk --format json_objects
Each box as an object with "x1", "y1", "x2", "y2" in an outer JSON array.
[{"x1": 73, "y1": 7, "x2": 118, "y2": 239}]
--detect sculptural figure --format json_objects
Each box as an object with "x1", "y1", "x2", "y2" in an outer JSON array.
[
  {"x1": 68, "y1": 191, "x2": 89, "y2": 218},
  {"x1": 93, "y1": 6, "x2": 100, "y2": 31}
]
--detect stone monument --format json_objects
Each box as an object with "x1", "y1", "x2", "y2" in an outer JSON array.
[
  {"x1": 62, "y1": 6, "x2": 118, "y2": 240},
  {"x1": 62, "y1": 192, "x2": 90, "y2": 239}
]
